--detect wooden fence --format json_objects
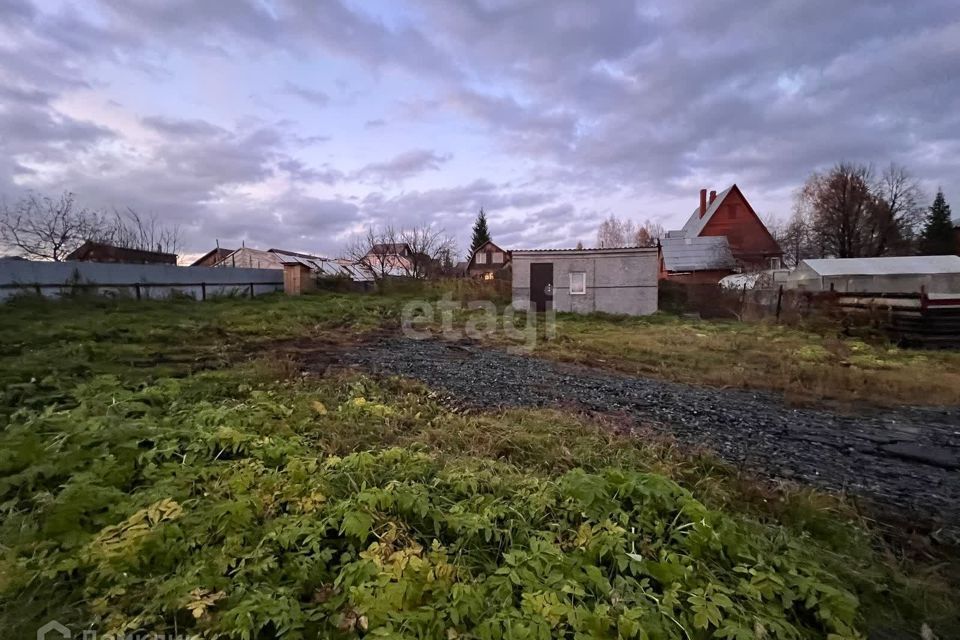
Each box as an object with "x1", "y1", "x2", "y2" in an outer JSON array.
[
  {"x1": 660, "y1": 280, "x2": 960, "y2": 348},
  {"x1": 834, "y1": 291, "x2": 960, "y2": 348}
]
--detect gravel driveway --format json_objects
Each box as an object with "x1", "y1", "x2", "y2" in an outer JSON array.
[{"x1": 328, "y1": 336, "x2": 960, "y2": 534}]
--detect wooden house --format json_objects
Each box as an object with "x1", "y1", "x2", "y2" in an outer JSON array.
[
  {"x1": 466, "y1": 240, "x2": 511, "y2": 279},
  {"x1": 660, "y1": 185, "x2": 782, "y2": 282}
]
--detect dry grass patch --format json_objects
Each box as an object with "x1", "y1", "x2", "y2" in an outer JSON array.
[{"x1": 530, "y1": 313, "x2": 960, "y2": 406}]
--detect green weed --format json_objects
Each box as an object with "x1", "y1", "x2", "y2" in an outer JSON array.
[{"x1": 0, "y1": 293, "x2": 957, "y2": 638}]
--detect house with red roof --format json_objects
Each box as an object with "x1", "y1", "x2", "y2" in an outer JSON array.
[{"x1": 660, "y1": 185, "x2": 783, "y2": 283}]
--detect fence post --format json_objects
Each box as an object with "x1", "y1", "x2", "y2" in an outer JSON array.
[
  {"x1": 775, "y1": 285, "x2": 783, "y2": 321},
  {"x1": 249, "y1": 283, "x2": 254, "y2": 298},
  {"x1": 134, "y1": 283, "x2": 141, "y2": 300},
  {"x1": 201, "y1": 282, "x2": 206, "y2": 301}
]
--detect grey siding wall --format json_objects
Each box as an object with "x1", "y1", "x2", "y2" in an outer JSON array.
[
  {"x1": 0, "y1": 260, "x2": 283, "y2": 302},
  {"x1": 512, "y1": 249, "x2": 658, "y2": 316}
]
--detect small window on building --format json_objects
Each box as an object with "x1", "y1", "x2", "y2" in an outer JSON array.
[
  {"x1": 491, "y1": 251, "x2": 503, "y2": 263},
  {"x1": 475, "y1": 252, "x2": 487, "y2": 264},
  {"x1": 768, "y1": 256, "x2": 782, "y2": 269},
  {"x1": 569, "y1": 271, "x2": 586, "y2": 295}
]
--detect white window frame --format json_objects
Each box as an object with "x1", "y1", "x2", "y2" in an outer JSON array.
[
  {"x1": 475, "y1": 252, "x2": 487, "y2": 264},
  {"x1": 491, "y1": 251, "x2": 503, "y2": 264},
  {"x1": 569, "y1": 271, "x2": 587, "y2": 295}
]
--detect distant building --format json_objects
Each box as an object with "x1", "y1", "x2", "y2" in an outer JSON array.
[
  {"x1": 210, "y1": 246, "x2": 369, "y2": 282},
  {"x1": 361, "y1": 243, "x2": 414, "y2": 276},
  {"x1": 211, "y1": 247, "x2": 330, "y2": 270},
  {"x1": 66, "y1": 241, "x2": 177, "y2": 265},
  {"x1": 466, "y1": 240, "x2": 511, "y2": 279},
  {"x1": 786, "y1": 255, "x2": 960, "y2": 293},
  {"x1": 211, "y1": 247, "x2": 289, "y2": 269},
  {"x1": 660, "y1": 185, "x2": 782, "y2": 282},
  {"x1": 191, "y1": 247, "x2": 234, "y2": 267}
]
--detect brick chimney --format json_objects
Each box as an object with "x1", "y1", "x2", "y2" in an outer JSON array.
[
  {"x1": 699, "y1": 189, "x2": 707, "y2": 218},
  {"x1": 709, "y1": 190, "x2": 717, "y2": 205}
]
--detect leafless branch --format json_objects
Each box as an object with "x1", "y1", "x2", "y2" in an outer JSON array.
[{"x1": 0, "y1": 192, "x2": 102, "y2": 261}]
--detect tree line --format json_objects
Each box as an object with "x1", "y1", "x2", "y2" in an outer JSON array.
[
  {"x1": 595, "y1": 216, "x2": 664, "y2": 248},
  {"x1": 0, "y1": 191, "x2": 182, "y2": 261},
  {"x1": 773, "y1": 162, "x2": 954, "y2": 265}
]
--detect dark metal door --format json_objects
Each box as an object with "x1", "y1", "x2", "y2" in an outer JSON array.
[{"x1": 529, "y1": 263, "x2": 553, "y2": 312}]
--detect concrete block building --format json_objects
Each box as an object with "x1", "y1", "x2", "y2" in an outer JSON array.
[{"x1": 511, "y1": 246, "x2": 659, "y2": 316}]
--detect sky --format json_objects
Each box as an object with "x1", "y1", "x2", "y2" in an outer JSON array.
[{"x1": 1, "y1": 0, "x2": 958, "y2": 261}]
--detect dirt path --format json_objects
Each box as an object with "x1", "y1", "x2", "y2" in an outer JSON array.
[{"x1": 318, "y1": 336, "x2": 960, "y2": 536}]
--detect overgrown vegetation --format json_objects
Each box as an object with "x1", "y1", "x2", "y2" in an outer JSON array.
[{"x1": 0, "y1": 293, "x2": 957, "y2": 638}]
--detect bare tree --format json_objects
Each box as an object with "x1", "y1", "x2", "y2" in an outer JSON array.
[
  {"x1": 343, "y1": 223, "x2": 457, "y2": 282},
  {"x1": 798, "y1": 162, "x2": 924, "y2": 259},
  {"x1": 634, "y1": 219, "x2": 665, "y2": 246},
  {"x1": 597, "y1": 215, "x2": 663, "y2": 248},
  {"x1": 342, "y1": 225, "x2": 399, "y2": 281},
  {"x1": 596, "y1": 215, "x2": 636, "y2": 248},
  {"x1": 871, "y1": 163, "x2": 923, "y2": 255},
  {"x1": 0, "y1": 192, "x2": 104, "y2": 261},
  {"x1": 777, "y1": 209, "x2": 813, "y2": 267},
  {"x1": 98, "y1": 208, "x2": 183, "y2": 255},
  {"x1": 399, "y1": 224, "x2": 457, "y2": 278},
  {"x1": 0, "y1": 191, "x2": 183, "y2": 261}
]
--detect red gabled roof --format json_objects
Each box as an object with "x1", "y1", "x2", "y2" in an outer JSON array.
[{"x1": 681, "y1": 184, "x2": 781, "y2": 251}]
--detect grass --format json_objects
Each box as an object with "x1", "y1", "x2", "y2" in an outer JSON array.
[
  {"x1": 522, "y1": 311, "x2": 960, "y2": 406},
  {"x1": 0, "y1": 292, "x2": 958, "y2": 639}
]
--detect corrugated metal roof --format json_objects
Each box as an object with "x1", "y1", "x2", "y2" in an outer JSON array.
[
  {"x1": 660, "y1": 236, "x2": 736, "y2": 272},
  {"x1": 800, "y1": 255, "x2": 960, "y2": 276}
]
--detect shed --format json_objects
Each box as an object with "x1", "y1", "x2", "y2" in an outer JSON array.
[
  {"x1": 511, "y1": 246, "x2": 659, "y2": 316},
  {"x1": 283, "y1": 263, "x2": 315, "y2": 295},
  {"x1": 659, "y1": 235, "x2": 737, "y2": 283},
  {"x1": 786, "y1": 255, "x2": 960, "y2": 293}
]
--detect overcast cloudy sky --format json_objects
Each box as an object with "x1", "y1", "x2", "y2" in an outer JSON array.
[{"x1": 2, "y1": 0, "x2": 958, "y2": 259}]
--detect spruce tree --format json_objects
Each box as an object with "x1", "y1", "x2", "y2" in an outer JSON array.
[
  {"x1": 920, "y1": 189, "x2": 956, "y2": 255},
  {"x1": 470, "y1": 208, "x2": 492, "y2": 255}
]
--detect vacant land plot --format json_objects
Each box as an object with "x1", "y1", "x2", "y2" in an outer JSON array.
[
  {"x1": 335, "y1": 336, "x2": 960, "y2": 527},
  {"x1": 532, "y1": 313, "x2": 960, "y2": 406},
  {"x1": 1, "y1": 293, "x2": 957, "y2": 639}
]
